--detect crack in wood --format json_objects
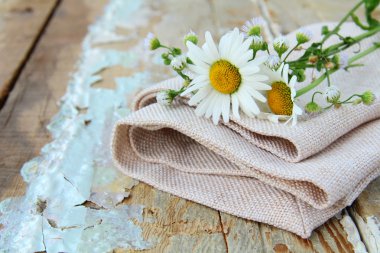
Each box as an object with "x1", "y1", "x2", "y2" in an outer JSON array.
[
  {"x1": 218, "y1": 211, "x2": 229, "y2": 253},
  {"x1": 0, "y1": 0, "x2": 62, "y2": 110}
]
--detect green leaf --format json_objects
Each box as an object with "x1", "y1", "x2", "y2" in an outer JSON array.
[
  {"x1": 351, "y1": 13, "x2": 371, "y2": 29},
  {"x1": 364, "y1": 0, "x2": 380, "y2": 27}
]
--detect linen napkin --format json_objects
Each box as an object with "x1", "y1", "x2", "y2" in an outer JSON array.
[{"x1": 111, "y1": 23, "x2": 380, "y2": 238}]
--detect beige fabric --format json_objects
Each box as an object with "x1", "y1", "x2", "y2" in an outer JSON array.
[{"x1": 111, "y1": 23, "x2": 380, "y2": 238}]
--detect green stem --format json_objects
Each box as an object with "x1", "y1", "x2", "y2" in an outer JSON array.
[
  {"x1": 325, "y1": 67, "x2": 331, "y2": 86},
  {"x1": 339, "y1": 94, "x2": 361, "y2": 104},
  {"x1": 323, "y1": 26, "x2": 380, "y2": 53},
  {"x1": 321, "y1": 0, "x2": 363, "y2": 44},
  {"x1": 312, "y1": 91, "x2": 322, "y2": 102},
  {"x1": 295, "y1": 43, "x2": 380, "y2": 97},
  {"x1": 283, "y1": 43, "x2": 300, "y2": 62}
]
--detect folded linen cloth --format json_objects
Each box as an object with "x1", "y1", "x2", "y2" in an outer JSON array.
[{"x1": 112, "y1": 23, "x2": 380, "y2": 238}]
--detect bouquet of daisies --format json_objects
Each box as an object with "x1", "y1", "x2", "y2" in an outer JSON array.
[{"x1": 145, "y1": 0, "x2": 379, "y2": 126}]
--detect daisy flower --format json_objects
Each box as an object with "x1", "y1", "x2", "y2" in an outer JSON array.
[
  {"x1": 259, "y1": 64, "x2": 303, "y2": 126},
  {"x1": 182, "y1": 28, "x2": 270, "y2": 125},
  {"x1": 241, "y1": 17, "x2": 265, "y2": 37}
]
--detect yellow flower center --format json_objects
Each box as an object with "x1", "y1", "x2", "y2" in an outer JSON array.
[
  {"x1": 209, "y1": 60, "x2": 241, "y2": 94},
  {"x1": 267, "y1": 81, "x2": 293, "y2": 116}
]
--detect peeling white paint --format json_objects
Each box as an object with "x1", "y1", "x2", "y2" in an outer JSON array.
[
  {"x1": 339, "y1": 211, "x2": 368, "y2": 253},
  {"x1": 0, "y1": 0, "x2": 167, "y2": 252},
  {"x1": 350, "y1": 210, "x2": 380, "y2": 253}
]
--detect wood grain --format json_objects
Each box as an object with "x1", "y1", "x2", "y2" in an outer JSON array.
[
  {"x1": 0, "y1": 0, "x2": 108, "y2": 201},
  {"x1": 0, "y1": 0, "x2": 378, "y2": 252},
  {"x1": 0, "y1": 0, "x2": 59, "y2": 108}
]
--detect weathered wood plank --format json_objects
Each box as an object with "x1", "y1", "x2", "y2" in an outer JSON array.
[
  {"x1": 349, "y1": 178, "x2": 380, "y2": 253},
  {"x1": 0, "y1": 0, "x2": 59, "y2": 108},
  {"x1": 0, "y1": 0, "x2": 108, "y2": 201}
]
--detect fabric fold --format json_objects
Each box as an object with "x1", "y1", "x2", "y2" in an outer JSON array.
[{"x1": 111, "y1": 23, "x2": 380, "y2": 238}]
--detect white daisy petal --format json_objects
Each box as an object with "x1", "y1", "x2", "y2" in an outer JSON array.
[
  {"x1": 231, "y1": 93, "x2": 240, "y2": 119},
  {"x1": 202, "y1": 43, "x2": 218, "y2": 63},
  {"x1": 188, "y1": 52, "x2": 210, "y2": 69},
  {"x1": 252, "y1": 81, "x2": 272, "y2": 90},
  {"x1": 191, "y1": 74, "x2": 209, "y2": 85},
  {"x1": 243, "y1": 85, "x2": 267, "y2": 102},
  {"x1": 187, "y1": 64, "x2": 208, "y2": 75},
  {"x1": 181, "y1": 81, "x2": 208, "y2": 95},
  {"x1": 195, "y1": 96, "x2": 212, "y2": 117},
  {"x1": 187, "y1": 41, "x2": 210, "y2": 64},
  {"x1": 283, "y1": 64, "x2": 289, "y2": 83},
  {"x1": 239, "y1": 65, "x2": 260, "y2": 75},
  {"x1": 233, "y1": 50, "x2": 254, "y2": 67},
  {"x1": 238, "y1": 91, "x2": 260, "y2": 115},
  {"x1": 250, "y1": 55, "x2": 268, "y2": 65},
  {"x1": 243, "y1": 74, "x2": 268, "y2": 82},
  {"x1": 221, "y1": 95, "x2": 231, "y2": 123},
  {"x1": 212, "y1": 94, "x2": 225, "y2": 124},
  {"x1": 205, "y1": 92, "x2": 219, "y2": 118},
  {"x1": 188, "y1": 86, "x2": 212, "y2": 105},
  {"x1": 205, "y1": 31, "x2": 220, "y2": 59}
]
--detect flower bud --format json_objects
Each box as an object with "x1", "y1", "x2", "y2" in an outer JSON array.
[
  {"x1": 324, "y1": 61, "x2": 335, "y2": 69},
  {"x1": 184, "y1": 31, "x2": 198, "y2": 45},
  {"x1": 305, "y1": 101, "x2": 321, "y2": 113},
  {"x1": 308, "y1": 55, "x2": 318, "y2": 64},
  {"x1": 324, "y1": 85, "x2": 341, "y2": 103},
  {"x1": 144, "y1": 32, "x2": 160, "y2": 50},
  {"x1": 361, "y1": 91, "x2": 375, "y2": 105},
  {"x1": 266, "y1": 54, "x2": 280, "y2": 69},
  {"x1": 296, "y1": 28, "x2": 312, "y2": 44},
  {"x1": 250, "y1": 35, "x2": 265, "y2": 51},
  {"x1": 171, "y1": 55, "x2": 187, "y2": 70},
  {"x1": 156, "y1": 90, "x2": 172, "y2": 106},
  {"x1": 273, "y1": 36, "x2": 289, "y2": 56},
  {"x1": 241, "y1": 17, "x2": 265, "y2": 37}
]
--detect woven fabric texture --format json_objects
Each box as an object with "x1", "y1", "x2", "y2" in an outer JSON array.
[{"x1": 111, "y1": 23, "x2": 380, "y2": 238}]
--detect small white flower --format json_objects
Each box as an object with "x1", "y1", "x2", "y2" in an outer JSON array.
[
  {"x1": 156, "y1": 90, "x2": 172, "y2": 106},
  {"x1": 171, "y1": 55, "x2": 187, "y2": 70},
  {"x1": 273, "y1": 36, "x2": 289, "y2": 56},
  {"x1": 323, "y1": 85, "x2": 341, "y2": 103},
  {"x1": 265, "y1": 54, "x2": 280, "y2": 69},
  {"x1": 144, "y1": 32, "x2": 160, "y2": 50},
  {"x1": 241, "y1": 17, "x2": 265, "y2": 37},
  {"x1": 183, "y1": 30, "x2": 198, "y2": 45},
  {"x1": 296, "y1": 28, "x2": 312, "y2": 44}
]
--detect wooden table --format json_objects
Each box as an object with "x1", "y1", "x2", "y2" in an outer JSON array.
[{"x1": 0, "y1": 0, "x2": 379, "y2": 252}]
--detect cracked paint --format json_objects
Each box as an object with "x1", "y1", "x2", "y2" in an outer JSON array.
[
  {"x1": 339, "y1": 211, "x2": 368, "y2": 253},
  {"x1": 0, "y1": 0, "x2": 167, "y2": 252}
]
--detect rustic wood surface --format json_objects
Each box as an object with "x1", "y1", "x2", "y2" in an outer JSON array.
[
  {"x1": 0, "y1": 0, "x2": 59, "y2": 108},
  {"x1": 0, "y1": 0, "x2": 379, "y2": 252}
]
